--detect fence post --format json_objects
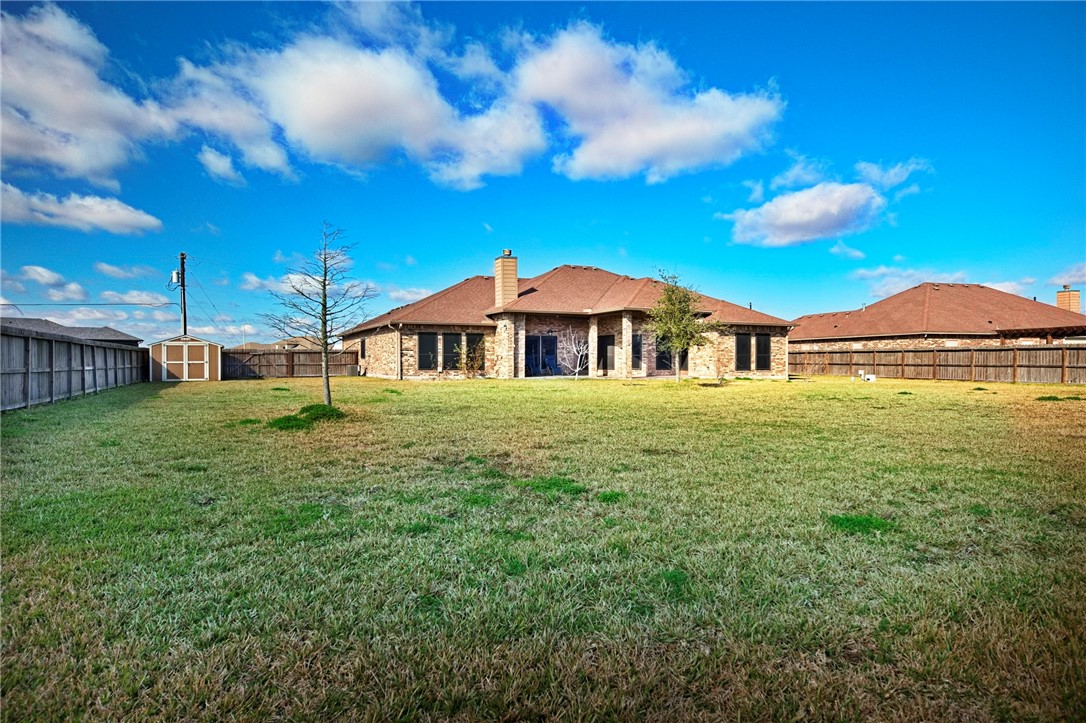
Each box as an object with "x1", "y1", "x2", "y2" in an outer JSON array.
[
  {"x1": 1062, "y1": 347, "x2": 1068, "y2": 385},
  {"x1": 50, "y1": 339, "x2": 56, "y2": 403},
  {"x1": 287, "y1": 351, "x2": 295, "y2": 378},
  {"x1": 932, "y1": 349, "x2": 937, "y2": 380},
  {"x1": 91, "y1": 346, "x2": 99, "y2": 394},
  {"x1": 901, "y1": 350, "x2": 905, "y2": 379},
  {"x1": 1012, "y1": 348, "x2": 1018, "y2": 383},
  {"x1": 23, "y1": 336, "x2": 31, "y2": 409}
]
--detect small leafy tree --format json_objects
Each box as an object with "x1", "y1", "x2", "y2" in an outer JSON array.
[
  {"x1": 261, "y1": 222, "x2": 377, "y2": 406},
  {"x1": 455, "y1": 339, "x2": 486, "y2": 378},
  {"x1": 647, "y1": 271, "x2": 720, "y2": 383},
  {"x1": 557, "y1": 326, "x2": 590, "y2": 378}
]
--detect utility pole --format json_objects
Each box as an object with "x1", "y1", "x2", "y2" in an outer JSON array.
[{"x1": 179, "y1": 252, "x2": 188, "y2": 336}]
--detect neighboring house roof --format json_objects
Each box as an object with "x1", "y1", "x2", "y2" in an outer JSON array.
[
  {"x1": 790, "y1": 283, "x2": 1086, "y2": 341},
  {"x1": 0, "y1": 316, "x2": 143, "y2": 344},
  {"x1": 344, "y1": 265, "x2": 788, "y2": 335},
  {"x1": 275, "y1": 336, "x2": 323, "y2": 349},
  {"x1": 226, "y1": 341, "x2": 278, "y2": 351}
]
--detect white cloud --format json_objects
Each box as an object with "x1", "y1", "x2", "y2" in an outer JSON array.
[
  {"x1": 829, "y1": 240, "x2": 865, "y2": 260},
  {"x1": 983, "y1": 281, "x2": 1028, "y2": 296},
  {"x1": 46, "y1": 282, "x2": 88, "y2": 302},
  {"x1": 724, "y1": 182, "x2": 886, "y2": 247},
  {"x1": 20, "y1": 265, "x2": 65, "y2": 287},
  {"x1": 100, "y1": 290, "x2": 170, "y2": 305},
  {"x1": 168, "y1": 59, "x2": 293, "y2": 177},
  {"x1": 189, "y1": 323, "x2": 259, "y2": 336},
  {"x1": 851, "y1": 265, "x2": 967, "y2": 298},
  {"x1": 515, "y1": 24, "x2": 783, "y2": 183},
  {"x1": 42, "y1": 307, "x2": 129, "y2": 325},
  {"x1": 770, "y1": 152, "x2": 825, "y2": 190},
  {"x1": 93, "y1": 262, "x2": 156, "y2": 279},
  {"x1": 387, "y1": 287, "x2": 433, "y2": 302},
  {"x1": 1048, "y1": 263, "x2": 1086, "y2": 286},
  {"x1": 17, "y1": 265, "x2": 87, "y2": 301},
  {"x1": 855, "y1": 158, "x2": 932, "y2": 190},
  {"x1": 483, "y1": 223, "x2": 493, "y2": 233},
  {"x1": 2, "y1": 183, "x2": 162, "y2": 234},
  {"x1": 240, "y1": 272, "x2": 291, "y2": 292},
  {"x1": 0, "y1": 4, "x2": 175, "y2": 187},
  {"x1": 404, "y1": 255, "x2": 417, "y2": 266},
  {"x1": 197, "y1": 145, "x2": 245, "y2": 185}
]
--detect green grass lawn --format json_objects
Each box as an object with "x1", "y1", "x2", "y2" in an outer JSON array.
[{"x1": 3, "y1": 376, "x2": 1084, "y2": 720}]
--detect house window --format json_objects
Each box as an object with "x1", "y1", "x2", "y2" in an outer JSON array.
[
  {"x1": 442, "y1": 332, "x2": 461, "y2": 370},
  {"x1": 755, "y1": 333, "x2": 771, "y2": 371},
  {"x1": 632, "y1": 334, "x2": 642, "y2": 370},
  {"x1": 359, "y1": 338, "x2": 366, "y2": 359},
  {"x1": 418, "y1": 332, "x2": 437, "y2": 370},
  {"x1": 466, "y1": 333, "x2": 485, "y2": 371},
  {"x1": 597, "y1": 335, "x2": 615, "y2": 372},
  {"x1": 736, "y1": 333, "x2": 751, "y2": 372},
  {"x1": 655, "y1": 337, "x2": 688, "y2": 372},
  {"x1": 525, "y1": 335, "x2": 557, "y2": 376}
]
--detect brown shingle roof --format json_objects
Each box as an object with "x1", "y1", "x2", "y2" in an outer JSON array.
[
  {"x1": 344, "y1": 265, "x2": 788, "y2": 335},
  {"x1": 790, "y1": 283, "x2": 1086, "y2": 341},
  {"x1": 346, "y1": 276, "x2": 500, "y2": 333}
]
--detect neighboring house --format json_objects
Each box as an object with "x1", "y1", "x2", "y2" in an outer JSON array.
[
  {"x1": 0, "y1": 317, "x2": 143, "y2": 346},
  {"x1": 341, "y1": 251, "x2": 790, "y2": 380},
  {"x1": 274, "y1": 336, "x2": 324, "y2": 350},
  {"x1": 790, "y1": 282, "x2": 1086, "y2": 351}
]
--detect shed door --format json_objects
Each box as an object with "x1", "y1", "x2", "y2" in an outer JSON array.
[{"x1": 163, "y1": 343, "x2": 208, "y2": 381}]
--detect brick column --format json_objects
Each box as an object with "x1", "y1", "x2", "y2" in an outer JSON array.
[
  {"x1": 515, "y1": 314, "x2": 526, "y2": 378},
  {"x1": 588, "y1": 316, "x2": 599, "y2": 378},
  {"x1": 620, "y1": 312, "x2": 633, "y2": 379}
]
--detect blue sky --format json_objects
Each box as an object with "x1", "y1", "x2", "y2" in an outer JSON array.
[{"x1": 1, "y1": 1, "x2": 1083, "y2": 346}]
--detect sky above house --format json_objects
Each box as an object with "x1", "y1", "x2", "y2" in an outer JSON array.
[{"x1": 1, "y1": 1, "x2": 1083, "y2": 346}]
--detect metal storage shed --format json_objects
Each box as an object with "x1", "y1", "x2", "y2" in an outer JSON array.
[{"x1": 148, "y1": 335, "x2": 223, "y2": 382}]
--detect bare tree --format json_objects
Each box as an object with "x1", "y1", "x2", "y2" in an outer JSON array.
[
  {"x1": 556, "y1": 326, "x2": 590, "y2": 378},
  {"x1": 260, "y1": 222, "x2": 377, "y2": 406}
]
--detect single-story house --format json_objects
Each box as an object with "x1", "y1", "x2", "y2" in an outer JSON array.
[
  {"x1": 341, "y1": 251, "x2": 790, "y2": 380},
  {"x1": 790, "y1": 282, "x2": 1086, "y2": 351},
  {"x1": 0, "y1": 317, "x2": 143, "y2": 346}
]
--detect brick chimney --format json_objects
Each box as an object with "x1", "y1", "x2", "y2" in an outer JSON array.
[
  {"x1": 1056, "y1": 284, "x2": 1081, "y2": 314},
  {"x1": 494, "y1": 249, "x2": 518, "y2": 308}
]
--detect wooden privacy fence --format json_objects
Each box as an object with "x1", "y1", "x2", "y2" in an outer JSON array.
[
  {"x1": 789, "y1": 346, "x2": 1086, "y2": 385},
  {"x1": 1, "y1": 328, "x2": 148, "y2": 411},
  {"x1": 222, "y1": 350, "x2": 360, "y2": 379}
]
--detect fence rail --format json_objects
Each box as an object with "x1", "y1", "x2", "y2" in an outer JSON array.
[
  {"x1": 789, "y1": 346, "x2": 1086, "y2": 385},
  {"x1": 1, "y1": 329, "x2": 149, "y2": 411},
  {"x1": 222, "y1": 350, "x2": 360, "y2": 379}
]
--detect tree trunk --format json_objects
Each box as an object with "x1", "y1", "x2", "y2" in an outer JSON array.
[
  {"x1": 675, "y1": 349, "x2": 682, "y2": 383},
  {"x1": 322, "y1": 345, "x2": 331, "y2": 406}
]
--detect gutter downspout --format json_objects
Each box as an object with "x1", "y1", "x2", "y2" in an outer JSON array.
[{"x1": 393, "y1": 322, "x2": 403, "y2": 380}]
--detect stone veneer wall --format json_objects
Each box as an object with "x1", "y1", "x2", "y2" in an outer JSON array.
[
  {"x1": 349, "y1": 326, "x2": 497, "y2": 379},
  {"x1": 352, "y1": 316, "x2": 790, "y2": 380},
  {"x1": 646, "y1": 326, "x2": 789, "y2": 380},
  {"x1": 788, "y1": 334, "x2": 1070, "y2": 353}
]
